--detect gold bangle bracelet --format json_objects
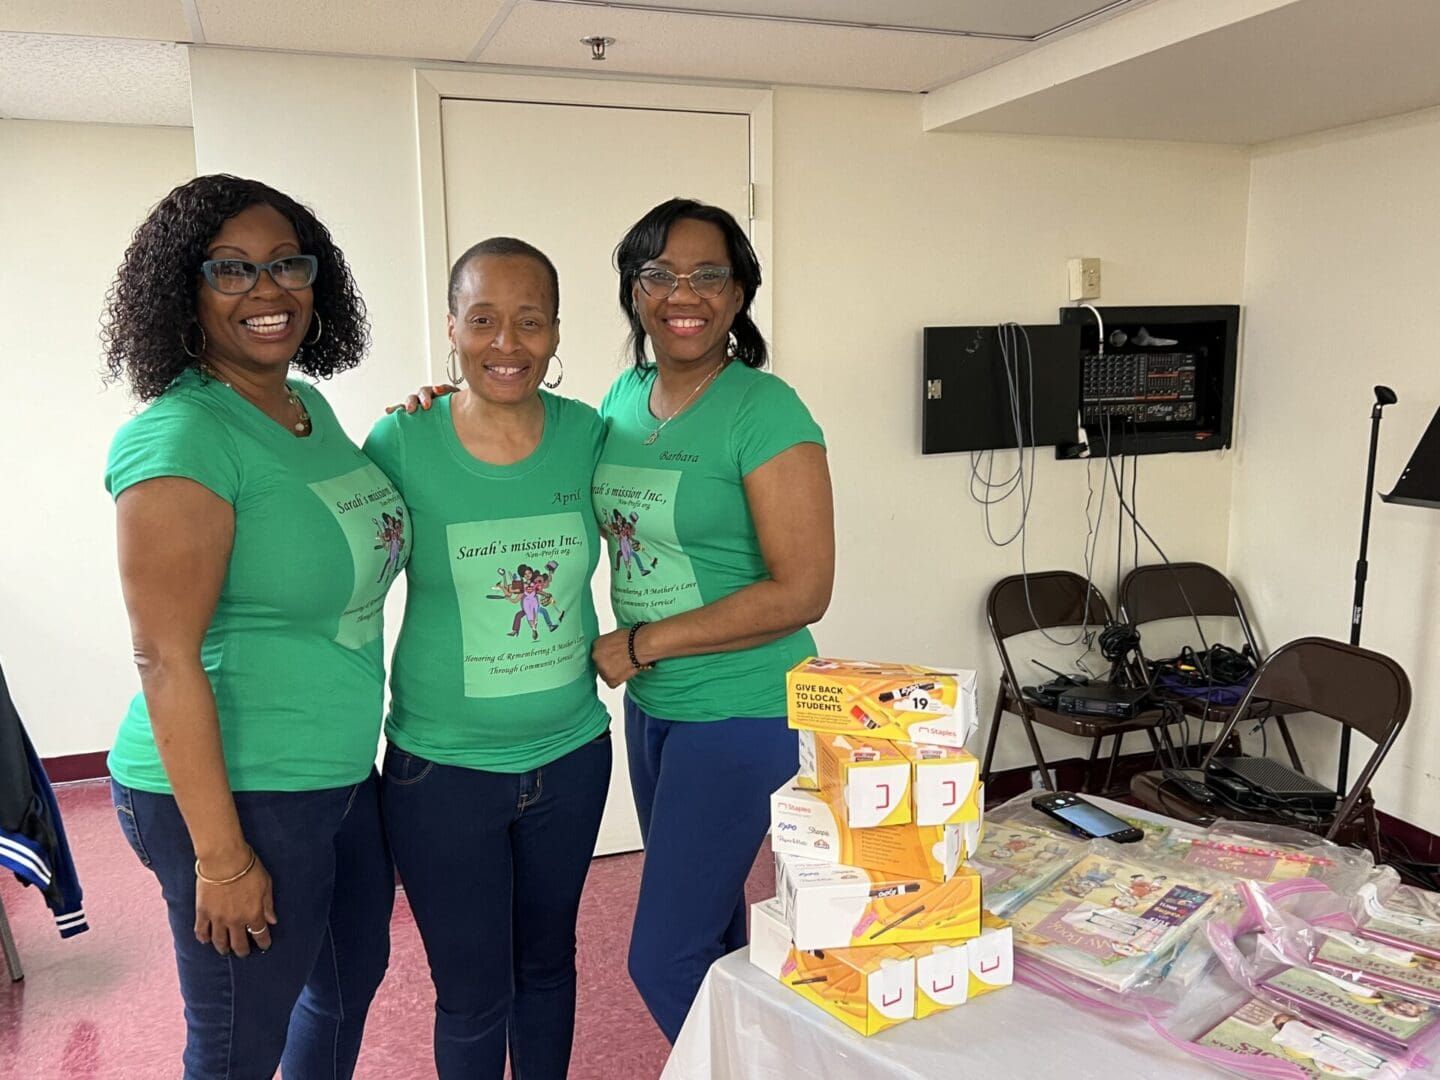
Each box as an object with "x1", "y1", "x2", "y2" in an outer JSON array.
[{"x1": 195, "y1": 846, "x2": 256, "y2": 886}]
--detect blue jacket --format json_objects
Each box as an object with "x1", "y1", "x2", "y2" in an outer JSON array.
[{"x1": 0, "y1": 662, "x2": 88, "y2": 937}]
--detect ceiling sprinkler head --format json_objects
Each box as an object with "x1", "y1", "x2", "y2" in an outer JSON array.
[{"x1": 581, "y1": 36, "x2": 616, "y2": 61}]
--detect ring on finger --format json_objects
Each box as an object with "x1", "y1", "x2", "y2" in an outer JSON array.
[{"x1": 245, "y1": 924, "x2": 270, "y2": 936}]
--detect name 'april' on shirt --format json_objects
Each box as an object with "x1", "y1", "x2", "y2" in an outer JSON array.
[{"x1": 334, "y1": 486, "x2": 397, "y2": 513}]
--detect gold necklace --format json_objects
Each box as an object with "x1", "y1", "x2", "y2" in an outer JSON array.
[
  {"x1": 644, "y1": 363, "x2": 724, "y2": 446},
  {"x1": 202, "y1": 365, "x2": 311, "y2": 434}
]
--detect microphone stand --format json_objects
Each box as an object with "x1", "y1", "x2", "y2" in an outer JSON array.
[{"x1": 1338, "y1": 384, "x2": 1396, "y2": 798}]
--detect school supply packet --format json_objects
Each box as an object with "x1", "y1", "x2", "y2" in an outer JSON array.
[
  {"x1": 1010, "y1": 845, "x2": 1225, "y2": 992},
  {"x1": 786, "y1": 657, "x2": 978, "y2": 748}
]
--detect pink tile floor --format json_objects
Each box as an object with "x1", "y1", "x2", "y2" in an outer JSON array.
[{"x1": 0, "y1": 781, "x2": 775, "y2": 1079}]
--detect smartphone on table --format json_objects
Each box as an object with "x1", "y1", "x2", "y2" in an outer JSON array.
[{"x1": 1031, "y1": 792, "x2": 1144, "y2": 843}]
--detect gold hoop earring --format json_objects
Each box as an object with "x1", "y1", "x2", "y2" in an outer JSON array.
[
  {"x1": 446, "y1": 348, "x2": 466, "y2": 386},
  {"x1": 181, "y1": 322, "x2": 207, "y2": 359},
  {"x1": 542, "y1": 355, "x2": 564, "y2": 389},
  {"x1": 303, "y1": 312, "x2": 323, "y2": 346}
]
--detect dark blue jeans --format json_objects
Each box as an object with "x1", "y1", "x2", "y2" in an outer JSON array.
[
  {"x1": 381, "y1": 732, "x2": 611, "y2": 1080},
  {"x1": 623, "y1": 697, "x2": 798, "y2": 1042},
  {"x1": 112, "y1": 772, "x2": 394, "y2": 1080}
]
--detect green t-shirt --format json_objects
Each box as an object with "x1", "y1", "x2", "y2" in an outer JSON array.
[
  {"x1": 363, "y1": 392, "x2": 609, "y2": 772},
  {"x1": 104, "y1": 369, "x2": 408, "y2": 793},
  {"x1": 594, "y1": 363, "x2": 825, "y2": 721}
]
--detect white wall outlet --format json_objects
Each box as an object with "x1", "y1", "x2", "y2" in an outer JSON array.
[{"x1": 1067, "y1": 257, "x2": 1101, "y2": 301}]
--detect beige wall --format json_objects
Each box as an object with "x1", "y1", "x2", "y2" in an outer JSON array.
[
  {"x1": 772, "y1": 88, "x2": 1251, "y2": 772},
  {"x1": 0, "y1": 119, "x2": 195, "y2": 755},
  {"x1": 1232, "y1": 108, "x2": 1440, "y2": 824},
  {"x1": 188, "y1": 49, "x2": 430, "y2": 430}
]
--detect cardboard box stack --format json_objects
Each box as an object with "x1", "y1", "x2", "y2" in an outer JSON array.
[{"x1": 751, "y1": 658, "x2": 1014, "y2": 1037}]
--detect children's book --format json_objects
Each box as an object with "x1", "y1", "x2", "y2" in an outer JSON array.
[
  {"x1": 1312, "y1": 929, "x2": 1440, "y2": 1005},
  {"x1": 1182, "y1": 836, "x2": 1330, "y2": 883},
  {"x1": 971, "y1": 822, "x2": 1085, "y2": 917},
  {"x1": 1196, "y1": 997, "x2": 1406, "y2": 1079},
  {"x1": 1258, "y1": 965, "x2": 1440, "y2": 1053},
  {"x1": 1009, "y1": 850, "x2": 1223, "y2": 991}
]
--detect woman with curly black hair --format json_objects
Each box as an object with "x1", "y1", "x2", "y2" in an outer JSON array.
[{"x1": 102, "y1": 174, "x2": 405, "y2": 1079}]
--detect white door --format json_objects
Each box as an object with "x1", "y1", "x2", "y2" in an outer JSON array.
[{"x1": 440, "y1": 99, "x2": 753, "y2": 854}]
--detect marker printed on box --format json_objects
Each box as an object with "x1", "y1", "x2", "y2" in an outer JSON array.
[
  {"x1": 788, "y1": 658, "x2": 978, "y2": 748},
  {"x1": 871, "y1": 905, "x2": 927, "y2": 939}
]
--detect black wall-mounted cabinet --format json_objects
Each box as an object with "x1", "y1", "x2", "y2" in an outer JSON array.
[{"x1": 1057, "y1": 304, "x2": 1240, "y2": 458}]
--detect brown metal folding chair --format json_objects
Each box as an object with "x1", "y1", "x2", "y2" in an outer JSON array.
[
  {"x1": 1119, "y1": 561, "x2": 1302, "y2": 767},
  {"x1": 1131, "y1": 636, "x2": 1410, "y2": 855},
  {"x1": 982, "y1": 570, "x2": 1180, "y2": 796}
]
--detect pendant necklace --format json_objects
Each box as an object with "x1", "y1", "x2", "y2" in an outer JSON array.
[
  {"x1": 203, "y1": 364, "x2": 311, "y2": 434},
  {"x1": 644, "y1": 363, "x2": 724, "y2": 446}
]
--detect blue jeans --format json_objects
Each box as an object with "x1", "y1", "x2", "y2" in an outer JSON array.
[
  {"x1": 111, "y1": 773, "x2": 393, "y2": 1080},
  {"x1": 624, "y1": 697, "x2": 798, "y2": 1042},
  {"x1": 381, "y1": 732, "x2": 611, "y2": 1080}
]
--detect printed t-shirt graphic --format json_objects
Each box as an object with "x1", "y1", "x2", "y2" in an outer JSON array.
[
  {"x1": 309, "y1": 467, "x2": 409, "y2": 647},
  {"x1": 594, "y1": 363, "x2": 825, "y2": 722},
  {"x1": 104, "y1": 370, "x2": 408, "y2": 793},
  {"x1": 593, "y1": 466, "x2": 700, "y2": 623},
  {"x1": 449, "y1": 511, "x2": 590, "y2": 697}
]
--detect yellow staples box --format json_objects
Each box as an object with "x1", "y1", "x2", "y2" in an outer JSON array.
[
  {"x1": 906, "y1": 915, "x2": 1013, "y2": 1018},
  {"x1": 775, "y1": 851, "x2": 983, "y2": 950},
  {"x1": 896, "y1": 743, "x2": 982, "y2": 827},
  {"x1": 786, "y1": 658, "x2": 979, "y2": 748},
  {"x1": 771, "y1": 779, "x2": 959, "y2": 881},
  {"x1": 797, "y1": 731, "x2": 913, "y2": 828},
  {"x1": 907, "y1": 939, "x2": 971, "y2": 1018},
  {"x1": 749, "y1": 897, "x2": 794, "y2": 978},
  {"x1": 967, "y1": 915, "x2": 1014, "y2": 999},
  {"x1": 750, "y1": 898, "x2": 915, "y2": 1037}
]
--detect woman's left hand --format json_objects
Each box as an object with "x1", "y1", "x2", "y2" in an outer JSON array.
[{"x1": 593, "y1": 627, "x2": 644, "y2": 689}]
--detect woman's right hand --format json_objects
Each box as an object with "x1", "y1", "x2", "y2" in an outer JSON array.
[
  {"x1": 384, "y1": 383, "x2": 458, "y2": 415},
  {"x1": 195, "y1": 851, "x2": 277, "y2": 958}
]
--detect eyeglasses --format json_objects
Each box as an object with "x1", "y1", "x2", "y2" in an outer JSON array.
[
  {"x1": 200, "y1": 255, "x2": 319, "y2": 295},
  {"x1": 636, "y1": 265, "x2": 732, "y2": 299}
]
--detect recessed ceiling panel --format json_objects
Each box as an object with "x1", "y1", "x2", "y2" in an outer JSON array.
[
  {"x1": 0, "y1": 33, "x2": 191, "y2": 126},
  {"x1": 534, "y1": 0, "x2": 1128, "y2": 38},
  {"x1": 0, "y1": 0, "x2": 190, "y2": 41},
  {"x1": 934, "y1": 0, "x2": 1440, "y2": 144},
  {"x1": 195, "y1": 0, "x2": 510, "y2": 61},
  {"x1": 481, "y1": 1, "x2": 1022, "y2": 91}
]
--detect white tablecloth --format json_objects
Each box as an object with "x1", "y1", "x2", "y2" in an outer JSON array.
[
  {"x1": 662, "y1": 793, "x2": 1440, "y2": 1079},
  {"x1": 662, "y1": 950, "x2": 1222, "y2": 1080}
]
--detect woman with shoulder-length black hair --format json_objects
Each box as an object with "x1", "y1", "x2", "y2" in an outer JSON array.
[
  {"x1": 102, "y1": 174, "x2": 405, "y2": 1078},
  {"x1": 590, "y1": 197, "x2": 835, "y2": 1041}
]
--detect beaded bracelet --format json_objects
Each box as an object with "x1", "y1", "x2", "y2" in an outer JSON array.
[
  {"x1": 628, "y1": 622, "x2": 655, "y2": 671},
  {"x1": 195, "y1": 846, "x2": 256, "y2": 886}
]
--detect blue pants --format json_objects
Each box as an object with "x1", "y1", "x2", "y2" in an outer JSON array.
[
  {"x1": 624, "y1": 697, "x2": 797, "y2": 1042},
  {"x1": 112, "y1": 773, "x2": 393, "y2": 1080},
  {"x1": 381, "y1": 733, "x2": 611, "y2": 1080}
]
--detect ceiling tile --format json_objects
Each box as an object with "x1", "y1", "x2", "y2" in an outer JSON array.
[
  {"x1": 0, "y1": 0, "x2": 190, "y2": 41},
  {"x1": 0, "y1": 33, "x2": 191, "y2": 126},
  {"x1": 195, "y1": 0, "x2": 510, "y2": 61},
  {"x1": 571, "y1": 1, "x2": 1129, "y2": 39},
  {"x1": 479, "y1": 1, "x2": 1022, "y2": 91}
]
